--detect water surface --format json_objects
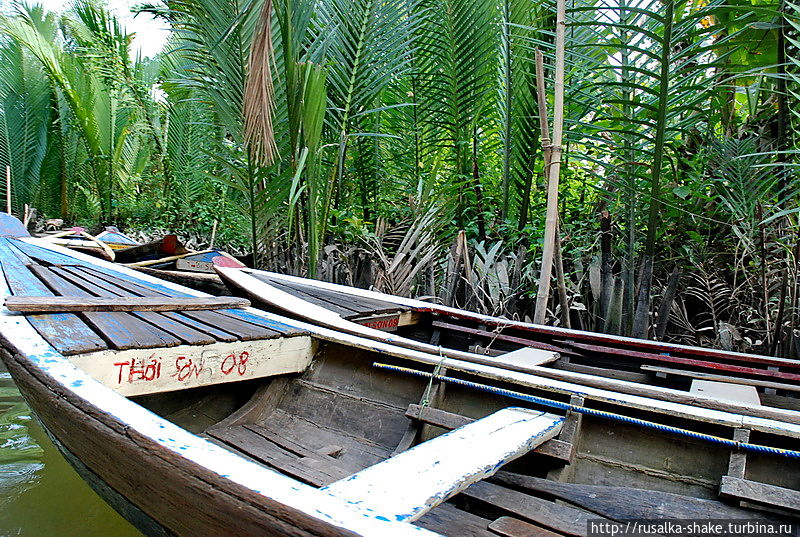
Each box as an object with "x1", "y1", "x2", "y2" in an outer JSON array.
[{"x1": 0, "y1": 362, "x2": 143, "y2": 537}]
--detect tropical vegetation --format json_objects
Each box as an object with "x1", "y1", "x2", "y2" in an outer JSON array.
[{"x1": 0, "y1": 0, "x2": 798, "y2": 357}]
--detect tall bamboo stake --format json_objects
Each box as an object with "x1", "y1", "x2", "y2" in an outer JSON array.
[
  {"x1": 5, "y1": 166, "x2": 11, "y2": 214},
  {"x1": 533, "y1": 0, "x2": 566, "y2": 324},
  {"x1": 533, "y1": 49, "x2": 570, "y2": 328}
]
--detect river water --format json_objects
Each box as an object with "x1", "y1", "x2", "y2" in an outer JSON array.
[{"x1": 0, "y1": 362, "x2": 143, "y2": 537}]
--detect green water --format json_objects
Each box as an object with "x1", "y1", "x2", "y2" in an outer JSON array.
[{"x1": 0, "y1": 362, "x2": 144, "y2": 537}]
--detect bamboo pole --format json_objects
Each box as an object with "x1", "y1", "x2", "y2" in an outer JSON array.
[
  {"x1": 533, "y1": 49, "x2": 570, "y2": 328},
  {"x1": 5, "y1": 166, "x2": 11, "y2": 215},
  {"x1": 533, "y1": 0, "x2": 567, "y2": 324}
]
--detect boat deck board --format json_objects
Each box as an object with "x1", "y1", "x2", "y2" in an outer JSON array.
[
  {"x1": 254, "y1": 273, "x2": 408, "y2": 320},
  {"x1": 1, "y1": 239, "x2": 306, "y2": 355}
]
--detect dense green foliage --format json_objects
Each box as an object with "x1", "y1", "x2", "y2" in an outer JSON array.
[{"x1": 0, "y1": 0, "x2": 798, "y2": 356}]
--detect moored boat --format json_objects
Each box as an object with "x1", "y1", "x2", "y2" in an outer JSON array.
[
  {"x1": 216, "y1": 268, "x2": 800, "y2": 417},
  {"x1": 1, "y1": 215, "x2": 799, "y2": 536}
]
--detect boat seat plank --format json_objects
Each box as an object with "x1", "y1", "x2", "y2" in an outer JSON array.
[
  {"x1": 0, "y1": 239, "x2": 107, "y2": 355},
  {"x1": 322, "y1": 408, "x2": 564, "y2": 522},
  {"x1": 29, "y1": 265, "x2": 182, "y2": 350},
  {"x1": 689, "y1": 380, "x2": 761, "y2": 406},
  {"x1": 5, "y1": 295, "x2": 250, "y2": 313},
  {"x1": 53, "y1": 266, "x2": 221, "y2": 345},
  {"x1": 405, "y1": 404, "x2": 574, "y2": 463},
  {"x1": 558, "y1": 340, "x2": 800, "y2": 383}
]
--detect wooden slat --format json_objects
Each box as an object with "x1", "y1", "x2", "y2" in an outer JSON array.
[
  {"x1": 560, "y1": 340, "x2": 800, "y2": 383},
  {"x1": 53, "y1": 266, "x2": 217, "y2": 346},
  {"x1": 641, "y1": 364, "x2": 800, "y2": 393},
  {"x1": 5, "y1": 295, "x2": 251, "y2": 313},
  {"x1": 405, "y1": 404, "x2": 572, "y2": 462},
  {"x1": 463, "y1": 482, "x2": 597, "y2": 537},
  {"x1": 489, "y1": 517, "x2": 564, "y2": 537},
  {"x1": 29, "y1": 265, "x2": 181, "y2": 350},
  {"x1": 719, "y1": 476, "x2": 800, "y2": 512},
  {"x1": 159, "y1": 311, "x2": 239, "y2": 343},
  {"x1": 207, "y1": 426, "x2": 349, "y2": 486},
  {"x1": 256, "y1": 276, "x2": 360, "y2": 316},
  {"x1": 0, "y1": 239, "x2": 106, "y2": 355},
  {"x1": 260, "y1": 274, "x2": 403, "y2": 316},
  {"x1": 180, "y1": 310, "x2": 282, "y2": 341},
  {"x1": 431, "y1": 321, "x2": 571, "y2": 355}
]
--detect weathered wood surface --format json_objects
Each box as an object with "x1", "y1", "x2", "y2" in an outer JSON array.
[
  {"x1": 5, "y1": 295, "x2": 251, "y2": 313},
  {"x1": 404, "y1": 404, "x2": 573, "y2": 462},
  {"x1": 323, "y1": 408, "x2": 563, "y2": 522},
  {"x1": 30, "y1": 264, "x2": 182, "y2": 350},
  {"x1": 0, "y1": 350, "x2": 422, "y2": 537},
  {"x1": 70, "y1": 336, "x2": 315, "y2": 396},
  {"x1": 642, "y1": 365, "x2": 800, "y2": 392},
  {"x1": 492, "y1": 472, "x2": 775, "y2": 521},
  {"x1": 0, "y1": 239, "x2": 107, "y2": 355},
  {"x1": 488, "y1": 517, "x2": 564, "y2": 537},
  {"x1": 719, "y1": 477, "x2": 800, "y2": 512},
  {"x1": 462, "y1": 481, "x2": 599, "y2": 537}
]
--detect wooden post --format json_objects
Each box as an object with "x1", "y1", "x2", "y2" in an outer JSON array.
[
  {"x1": 210, "y1": 219, "x2": 218, "y2": 249},
  {"x1": 533, "y1": 0, "x2": 566, "y2": 324},
  {"x1": 5, "y1": 165, "x2": 11, "y2": 214}
]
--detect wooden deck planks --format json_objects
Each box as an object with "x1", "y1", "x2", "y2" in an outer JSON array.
[
  {"x1": 6, "y1": 295, "x2": 250, "y2": 313},
  {"x1": 0, "y1": 239, "x2": 106, "y2": 355},
  {"x1": 29, "y1": 265, "x2": 181, "y2": 350},
  {"x1": 55, "y1": 266, "x2": 221, "y2": 345},
  {"x1": 180, "y1": 310, "x2": 283, "y2": 341},
  {"x1": 258, "y1": 273, "x2": 405, "y2": 317}
]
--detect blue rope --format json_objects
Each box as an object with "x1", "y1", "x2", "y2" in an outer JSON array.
[{"x1": 373, "y1": 362, "x2": 800, "y2": 460}]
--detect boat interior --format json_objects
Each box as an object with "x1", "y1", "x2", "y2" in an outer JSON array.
[
  {"x1": 242, "y1": 272, "x2": 800, "y2": 414},
  {"x1": 1, "y1": 236, "x2": 799, "y2": 535}
]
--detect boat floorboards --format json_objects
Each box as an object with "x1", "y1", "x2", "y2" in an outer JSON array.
[
  {"x1": 205, "y1": 413, "x2": 501, "y2": 537},
  {"x1": 1, "y1": 238, "x2": 304, "y2": 355}
]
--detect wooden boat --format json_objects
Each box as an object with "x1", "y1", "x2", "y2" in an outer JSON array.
[
  {"x1": 1, "y1": 215, "x2": 799, "y2": 536},
  {"x1": 39, "y1": 226, "x2": 118, "y2": 261},
  {"x1": 216, "y1": 268, "x2": 800, "y2": 417},
  {"x1": 115, "y1": 234, "x2": 245, "y2": 274}
]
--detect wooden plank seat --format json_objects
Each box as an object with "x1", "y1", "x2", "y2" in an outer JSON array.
[
  {"x1": 5, "y1": 295, "x2": 250, "y2": 313},
  {"x1": 322, "y1": 408, "x2": 564, "y2": 522}
]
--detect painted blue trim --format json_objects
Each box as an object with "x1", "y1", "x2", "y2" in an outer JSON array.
[{"x1": 0, "y1": 213, "x2": 30, "y2": 238}]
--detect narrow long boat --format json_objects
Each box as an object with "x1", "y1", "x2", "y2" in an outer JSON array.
[
  {"x1": 216, "y1": 268, "x2": 800, "y2": 418},
  {"x1": 1, "y1": 215, "x2": 799, "y2": 536}
]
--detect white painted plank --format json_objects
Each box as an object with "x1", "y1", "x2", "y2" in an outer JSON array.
[
  {"x1": 69, "y1": 336, "x2": 316, "y2": 396},
  {"x1": 690, "y1": 380, "x2": 761, "y2": 407},
  {"x1": 323, "y1": 408, "x2": 563, "y2": 522},
  {"x1": 496, "y1": 346, "x2": 559, "y2": 367}
]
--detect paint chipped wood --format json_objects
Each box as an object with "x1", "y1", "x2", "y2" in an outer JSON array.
[{"x1": 5, "y1": 295, "x2": 251, "y2": 313}]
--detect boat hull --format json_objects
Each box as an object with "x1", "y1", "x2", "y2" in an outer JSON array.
[{"x1": 0, "y1": 347, "x2": 360, "y2": 537}]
